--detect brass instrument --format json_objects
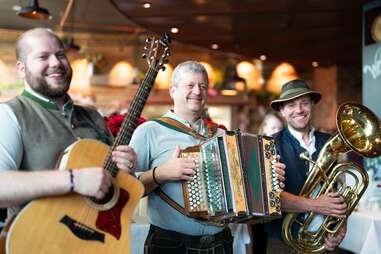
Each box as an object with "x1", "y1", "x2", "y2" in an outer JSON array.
[{"x1": 282, "y1": 102, "x2": 381, "y2": 253}]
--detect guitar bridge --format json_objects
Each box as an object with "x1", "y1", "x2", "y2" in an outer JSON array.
[{"x1": 60, "y1": 215, "x2": 105, "y2": 243}]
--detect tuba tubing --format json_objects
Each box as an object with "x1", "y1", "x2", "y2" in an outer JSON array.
[{"x1": 282, "y1": 102, "x2": 381, "y2": 254}]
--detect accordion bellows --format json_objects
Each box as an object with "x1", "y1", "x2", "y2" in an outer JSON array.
[{"x1": 181, "y1": 130, "x2": 282, "y2": 224}]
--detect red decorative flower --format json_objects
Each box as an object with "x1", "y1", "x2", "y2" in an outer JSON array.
[
  {"x1": 202, "y1": 118, "x2": 227, "y2": 130},
  {"x1": 104, "y1": 113, "x2": 146, "y2": 137},
  {"x1": 203, "y1": 118, "x2": 227, "y2": 138}
]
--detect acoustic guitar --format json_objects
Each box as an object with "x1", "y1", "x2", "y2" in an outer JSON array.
[{"x1": 5, "y1": 34, "x2": 171, "y2": 254}]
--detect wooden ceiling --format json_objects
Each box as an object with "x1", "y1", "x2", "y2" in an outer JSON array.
[
  {"x1": 111, "y1": 0, "x2": 367, "y2": 68},
  {"x1": 0, "y1": 0, "x2": 368, "y2": 68}
]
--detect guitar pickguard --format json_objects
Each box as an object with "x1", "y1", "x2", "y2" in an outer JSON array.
[{"x1": 96, "y1": 188, "x2": 130, "y2": 239}]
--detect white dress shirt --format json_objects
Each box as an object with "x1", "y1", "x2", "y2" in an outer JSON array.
[{"x1": 288, "y1": 126, "x2": 316, "y2": 171}]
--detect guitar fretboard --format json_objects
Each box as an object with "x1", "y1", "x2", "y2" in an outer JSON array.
[{"x1": 103, "y1": 66, "x2": 159, "y2": 177}]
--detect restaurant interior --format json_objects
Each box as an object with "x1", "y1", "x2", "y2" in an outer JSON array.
[{"x1": 0, "y1": 0, "x2": 380, "y2": 253}]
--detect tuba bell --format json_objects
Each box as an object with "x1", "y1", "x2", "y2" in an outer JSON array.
[{"x1": 282, "y1": 102, "x2": 381, "y2": 253}]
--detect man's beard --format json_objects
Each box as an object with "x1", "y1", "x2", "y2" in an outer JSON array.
[{"x1": 25, "y1": 66, "x2": 72, "y2": 98}]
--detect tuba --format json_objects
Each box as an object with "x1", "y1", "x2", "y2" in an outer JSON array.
[{"x1": 282, "y1": 102, "x2": 381, "y2": 253}]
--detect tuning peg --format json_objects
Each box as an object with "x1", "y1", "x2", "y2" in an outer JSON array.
[
  {"x1": 144, "y1": 46, "x2": 149, "y2": 50},
  {"x1": 162, "y1": 33, "x2": 171, "y2": 44},
  {"x1": 145, "y1": 38, "x2": 152, "y2": 43},
  {"x1": 161, "y1": 66, "x2": 166, "y2": 71},
  {"x1": 142, "y1": 53, "x2": 147, "y2": 59}
]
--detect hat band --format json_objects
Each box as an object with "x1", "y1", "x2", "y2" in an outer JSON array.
[{"x1": 280, "y1": 87, "x2": 310, "y2": 99}]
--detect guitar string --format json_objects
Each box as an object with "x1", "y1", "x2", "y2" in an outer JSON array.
[
  {"x1": 75, "y1": 67, "x2": 154, "y2": 224},
  {"x1": 103, "y1": 66, "x2": 157, "y2": 176},
  {"x1": 79, "y1": 64, "x2": 160, "y2": 224},
  {"x1": 103, "y1": 65, "x2": 158, "y2": 176}
]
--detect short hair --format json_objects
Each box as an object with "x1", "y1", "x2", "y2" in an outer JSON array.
[
  {"x1": 171, "y1": 60, "x2": 208, "y2": 87},
  {"x1": 15, "y1": 28, "x2": 64, "y2": 62}
]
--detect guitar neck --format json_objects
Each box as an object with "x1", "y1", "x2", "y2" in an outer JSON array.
[
  {"x1": 115, "y1": 66, "x2": 158, "y2": 146},
  {"x1": 104, "y1": 66, "x2": 159, "y2": 176}
]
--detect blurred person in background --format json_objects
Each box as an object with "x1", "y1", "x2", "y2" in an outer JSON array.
[
  {"x1": 258, "y1": 112, "x2": 284, "y2": 136},
  {"x1": 251, "y1": 111, "x2": 285, "y2": 253}
]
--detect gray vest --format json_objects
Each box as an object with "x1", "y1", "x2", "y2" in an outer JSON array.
[{"x1": 6, "y1": 95, "x2": 113, "y2": 171}]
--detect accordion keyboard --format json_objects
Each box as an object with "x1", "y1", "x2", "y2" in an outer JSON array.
[
  {"x1": 183, "y1": 152, "x2": 208, "y2": 212},
  {"x1": 263, "y1": 137, "x2": 281, "y2": 214},
  {"x1": 182, "y1": 140, "x2": 226, "y2": 215},
  {"x1": 202, "y1": 141, "x2": 224, "y2": 214}
]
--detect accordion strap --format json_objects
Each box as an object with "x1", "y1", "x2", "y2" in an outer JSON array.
[
  {"x1": 154, "y1": 188, "x2": 189, "y2": 216},
  {"x1": 155, "y1": 188, "x2": 225, "y2": 226},
  {"x1": 151, "y1": 117, "x2": 207, "y2": 141}
]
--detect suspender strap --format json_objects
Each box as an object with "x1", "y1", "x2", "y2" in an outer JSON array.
[{"x1": 151, "y1": 117, "x2": 207, "y2": 141}]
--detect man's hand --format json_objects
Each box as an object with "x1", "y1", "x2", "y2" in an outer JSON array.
[
  {"x1": 324, "y1": 224, "x2": 346, "y2": 251},
  {"x1": 112, "y1": 145, "x2": 137, "y2": 175},
  {"x1": 312, "y1": 192, "x2": 347, "y2": 217},
  {"x1": 274, "y1": 155, "x2": 286, "y2": 190},
  {"x1": 72, "y1": 168, "x2": 113, "y2": 200},
  {"x1": 155, "y1": 146, "x2": 196, "y2": 183}
]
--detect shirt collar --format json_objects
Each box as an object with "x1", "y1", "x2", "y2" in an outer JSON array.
[
  {"x1": 288, "y1": 126, "x2": 316, "y2": 154},
  {"x1": 164, "y1": 110, "x2": 206, "y2": 136},
  {"x1": 22, "y1": 85, "x2": 73, "y2": 113}
]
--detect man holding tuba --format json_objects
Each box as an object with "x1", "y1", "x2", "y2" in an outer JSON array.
[{"x1": 262, "y1": 79, "x2": 347, "y2": 253}]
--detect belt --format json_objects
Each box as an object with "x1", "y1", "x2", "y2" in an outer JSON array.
[{"x1": 149, "y1": 225, "x2": 231, "y2": 244}]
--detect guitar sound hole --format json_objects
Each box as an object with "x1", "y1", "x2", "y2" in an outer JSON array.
[{"x1": 91, "y1": 186, "x2": 114, "y2": 205}]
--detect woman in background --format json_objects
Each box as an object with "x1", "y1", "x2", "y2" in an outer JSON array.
[
  {"x1": 252, "y1": 112, "x2": 284, "y2": 253},
  {"x1": 258, "y1": 113, "x2": 284, "y2": 136}
]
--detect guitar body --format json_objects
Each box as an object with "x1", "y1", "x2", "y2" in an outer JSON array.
[{"x1": 6, "y1": 139, "x2": 144, "y2": 254}]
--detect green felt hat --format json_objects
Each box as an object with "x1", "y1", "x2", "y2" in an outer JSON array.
[{"x1": 270, "y1": 79, "x2": 321, "y2": 111}]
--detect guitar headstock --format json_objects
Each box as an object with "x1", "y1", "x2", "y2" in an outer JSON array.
[{"x1": 142, "y1": 33, "x2": 171, "y2": 72}]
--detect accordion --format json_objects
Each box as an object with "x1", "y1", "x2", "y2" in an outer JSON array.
[{"x1": 181, "y1": 130, "x2": 282, "y2": 224}]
